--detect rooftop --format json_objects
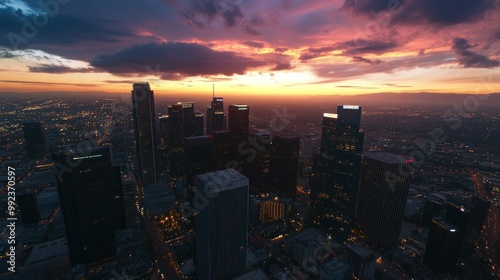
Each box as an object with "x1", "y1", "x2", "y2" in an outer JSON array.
[
  {"x1": 364, "y1": 151, "x2": 411, "y2": 164},
  {"x1": 196, "y1": 169, "x2": 248, "y2": 194}
]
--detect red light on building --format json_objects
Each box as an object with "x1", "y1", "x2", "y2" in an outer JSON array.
[{"x1": 406, "y1": 159, "x2": 414, "y2": 163}]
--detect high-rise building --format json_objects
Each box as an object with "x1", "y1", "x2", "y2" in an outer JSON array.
[
  {"x1": 193, "y1": 112, "x2": 204, "y2": 136},
  {"x1": 22, "y1": 122, "x2": 46, "y2": 159},
  {"x1": 207, "y1": 97, "x2": 226, "y2": 135},
  {"x1": 423, "y1": 218, "x2": 461, "y2": 274},
  {"x1": 167, "y1": 103, "x2": 185, "y2": 178},
  {"x1": 185, "y1": 136, "x2": 214, "y2": 187},
  {"x1": 346, "y1": 245, "x2": 375, "y2": 280},
  {"x1": 421, "y1": 197, "x2": 444, "y2": 227},
  {"x1": 228, "y1": 104, "x2": 249, "y2": 156},
  {"x1": 356, "y1": 152, "x2": 412, "y2": 249},
  {"x1": 131, "y1": 82, "x2": 157, "y2": 185},
  {"x1": 244, "y1": 132, "x2": 271, "y2": 193},
  {"x1": 212, "y1": 131, "x2": 231, "y2": 171},
  {"x1": 157, "y1": 115, "x2": 169, "y2": 178},
  {"x1": 311, "y1": 106, "x2": 364, "y2": 241},
  {"x1": 17, "y1": 191, "x2": 40, "y2": 226},
  {"x1": 444, "y1": 197, "x2": 471, "y2": 244},
  {"x1": 270, "y1": 134, "x2": 300, "y2": 198},
  {"x1": 53, "y1": 146, "x2": 126, "y2": 266},
  {"x1": 195, "y1": 169, "x2": 248, "y2": 280}
]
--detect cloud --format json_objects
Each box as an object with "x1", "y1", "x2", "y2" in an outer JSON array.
[
  {"x1": 351, "y1": 56, "x2": 382, "y2": 64},
  {"x1": 28, "y1": 64, "x2": 94, "y2": 73},
  {"x1": 271, "y1": 61, "x2": 293, "y2": 71},
  {"x1": 0, "y1": 79, "x2": 96, "y2": 87},
  {"x1": 182, "y1": 0, "x2": 243, "y2": 28},
  {"x1": 0, "y1": 7, "x2": 134, "y2": 52},
  {"x1": 90, "y1": 42, "x2": 267, "y2": 78},
  {"x1": 344, "y1": 0, "x2": 498, "y2": 26},
  {"x1": 274, "y1": 47, "x2": 288, "y2": 53},
  {"x1": 242, "y1": 41, "x2": 264, "y2": 48},
  {"x1": 300, "y1": 39, "x2": 398, "y2": 61},
  {"x1": 452, "y1": 37, "x2": 499, "y2": 68}
]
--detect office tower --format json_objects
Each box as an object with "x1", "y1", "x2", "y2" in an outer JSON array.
[
  {"x1": 444, "y1": 197, "x2": 471, "y2": 243},
  {"x1": 182, "y1": 102, "x2": 195, "y2": 137},
  {"x1": 228, "y1": 104, "x2": 249, "y2": 154},
  {"x1": 346, "y1": 245, "x2": 375, "y2": 280},
  {"x1": 270, "y1": 134, "x2": 300, "y2": 198},
  {"x1": 167, "y1": 103, "x2": 185, "y2": 177},
  {"x1": 356, "y1": 152, "x2": 412, "y2": 249},
  {"x1": 468, "y1": 196, "x2": 490, "y2": 238},
  {"x1": 311, "y1": 105, "x2": 364, "y2": 241},
  {"x1": 131, "y1": 82, "x2": 157, "y2": 185},
  {"x1": 212, "y1": 131, "x2": 231, "y2": 170},
  {"x1": 158, "y1": 115, "x2": 169, "y2": 149},
  {"x1": 17, "y1": 191, "x2": 40, "y2": 226},
  {"x1": 477, "y1": 198, "x2": 500, "y2": 279},
  {"x1": 421, "y1": 197, "x2": 444, "y2": 227},
  {"x1": 423, "y1": 218, "x2": 461, "y2": 274},
  {"x1": 207, "y1": 96, "x2": 226, "y2": 134},
  {"x1": 157, "y1": 115, "x2": 169, "y2": 178},
  {"x1": 195, "y1": 169, "x2": 248, "y2": 280},
  {"x1": 193, "y1": 112, "x2": 204, "y2": 136},
  {"x1": 244, "y1": 132, "x2": 271, "y2": 193},
  {"x1": 53, "y1": 146, "x2": 126, "y2": 266},
  {"x1": 22, "y1": 122, "x2": 46, "y2": 159},
  {"x1": 185, "y1": 136, "x2": 214, "y2": 187}
]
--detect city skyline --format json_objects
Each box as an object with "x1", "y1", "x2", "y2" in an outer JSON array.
[{"x1": 0, "y1": 0, "x2": 499, "y2": 96}]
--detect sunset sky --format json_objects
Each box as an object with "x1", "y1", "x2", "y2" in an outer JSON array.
[{"x1": 0, "y1": 0, "x2": 499, "y2": 96}]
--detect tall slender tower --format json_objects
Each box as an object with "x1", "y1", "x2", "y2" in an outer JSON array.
[
  {"x1": 356, "y1": 152, "x2": 412, "y2": 249},
  {"x1": 195, "y1": 169, "x2": 249, "y2": 280},
  {"x1": 132, "y1": 82, "x2": 157, "y2": 185},
  {"x1": 311, "y1": 105, "x2": 364, "y2": 241}
]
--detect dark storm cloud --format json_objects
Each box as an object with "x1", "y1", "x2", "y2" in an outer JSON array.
[
  {"x1": 271, "y1": 61, "x2": 293, "y2": 71},
  {"x1": 28, "y1": 64, "x2": 94, "y2": 73},
  {"x1": 451, "y1": 38, "x2": 499, "y2": 68},
  {"x1": 0, "y1": 7, "x2": 133, "y2": 50},
  {"x1": 351, "y1": 56, "x2": 382, "y2": 64},
  {"x1": 90, "y1": 42, "x2": 267, "y2": 78},
  {"x1": 344, "y1": 0, "x2": 497, "y2": 26},
  {"x1": 300, "y1": 39, "x2": 398, "y2": 61},
  {"x1": 182, "y1": 0, "x2": 243, "y2": 28},
  {"x1": 242, "y1": 41, "x2": 264, "y2": 48}
]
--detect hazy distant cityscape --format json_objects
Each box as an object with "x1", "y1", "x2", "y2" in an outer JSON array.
[{"x1": 0, "y1": 86, "x2": 499, "y2": 279}]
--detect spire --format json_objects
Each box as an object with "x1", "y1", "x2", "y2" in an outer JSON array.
[{"x1": 213, "y1": 83, "x2": 215, "y2": 98}]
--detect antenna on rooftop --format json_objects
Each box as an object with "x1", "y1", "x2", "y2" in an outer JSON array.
[{"x1": 212, "y1": 83, "x2": 215, "y2": 98}]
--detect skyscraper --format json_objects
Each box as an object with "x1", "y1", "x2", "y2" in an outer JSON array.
[
  {"x1": 167, "y1": 103, "x2": 185, "y2": 178},
  {"x1": 270, "y1": 134, "x2": 300, "y2": 198},
  {"x1": 207, "y1": 96, "x2": 226, "y2": 135},
  {"x1": 356, "y1": 152, "x2": 412, "y2": 249},
  {"x1": 244, "y1": 132, "x2": 271, "y2": 194},
  {"x1": 311, "y1": 105, "x2": 364, "y2": 241},
  {"x1": 228, "y1": 104, "x2": 249, "y2": 154},
  {"x1": 53, "y1": 146, "x2": 125, "y2": 266},
  {"x1": 22, "y1": 122, "x2": 46, "y2": 159},
  {"x1": 157, "y1": 115, "x2": 169, "y2": 179},
  {"x1": 195, "y1": 169, "x2": 248, "y2": 280},
  {"x1": 423, "y1": 218, "x2": 461, "y2": 274},
  {"x1": 185, "y1": 136, "x2": 214, "y2": 187},
  {"x1": 132, "y1": 82, "x2": 157, "y2": 185}
]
